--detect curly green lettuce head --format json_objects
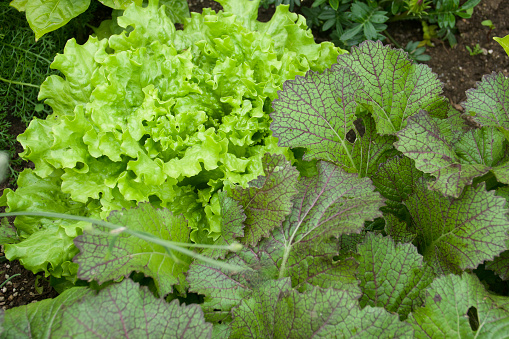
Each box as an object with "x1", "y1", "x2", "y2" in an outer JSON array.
[{"x1": 1, "y1": 0, "x2": 344, "y2": 277}]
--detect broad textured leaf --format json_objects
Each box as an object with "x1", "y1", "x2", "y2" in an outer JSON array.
[
  {"x1": 357, "y1": 233, "x2": 435, "y2": 319},
  {"x1": 407, "y1": 273, "x2": 509, "y2": 338},
  {"x1": 99, "y1": 0, "x2": 140, "y2": 10},
  {"x1": 464, "y1": 72, "x2": 509, "y2": 141},
  {"x1": 285, "y1": 160, "x2": 384, "y2": 244},
  {"x1": 395, "y1": 110, "x2": 489, "y2": 198},
  {"x1": 2, "y1": 286, "x2": 89, "y2": 338},
  {"x1": 202, "y1": 191, "x2": 245, "y2": 259},
  {"x1": 371, "y1": 155, "x2": 424, "y2": 216},
  {"x1": 336, "y1": 41, "x2": 448, "y2": 134},
  {"x1": 433, "y1": 108, "x2": 469, "y2": 145},
  {"x1": 485, "y1": 250, "x2": 509, "y2": 280},
  {"x1": 271, "y1": 64, "x2": 362, "y2": 172},
  {"x1": 405, "y1": 179, "x2": 509, "y2": 274},
  {"x1": 3, "y1": 279, "x2": 212, "y2": 338},
  {"x1": 231, "y1": 278, "x2": 413, "y2": 338},
  {"x1": 351, "y1": 112, "x2": 398, "y2": 178},
  {"x1": 57, "y1": 279, "x2": 212, "y2": 338},
  {"x1": 230, "y1": 154, "x2": 299, "y2": 246},
  {"x1": 384, "y1": 213, "x2": 416, "y2": 243},
  {"x1": 22, "y1": 0, "x2": 90, "y2": 40},
  {"x1": 74, "y1": 203, "x2": 191, "y2": 296}
]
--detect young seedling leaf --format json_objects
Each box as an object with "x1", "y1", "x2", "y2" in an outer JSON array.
[
  {"x1": 74, "y1": 203, "x2": 191, "y2": 296},
  {"x1": 464, "y1": 72, "x2": 509, "y2": 142},
  {"x1": 230, "y1": 153, "x2": 299, "y2": 246},
  {"x1": 407, "y1": 273, "x2": 509, "y2": 338},
  {"x1": 395, "y1": 110, "x2": 489, "y2": 198},
  {"x1": 405, "y1": 179, "x2": 509, "y2": 274},
  {"x1": 231, "y1": 278, "x2": 413, "y2": 338},
  {"x1": 356, "y1": 233, "x2": 435, "y2": 319},
  {"x1": 336, "y1": 41, "x2": 448, "y2": 134}
]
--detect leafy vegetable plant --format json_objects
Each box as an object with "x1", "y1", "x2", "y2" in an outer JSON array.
[
  {"x1": 1, "y1": 1, "x2": 509, "y2": 337},
  {"x1": 294, "y1": 0, "x2": 481, "y2": 48},
  {"x1": 0, "y1": 0, "x2": 343, "y2": 285},
  {"x1": 9, "y1": 0, "x2": 189, "y2": 40}
]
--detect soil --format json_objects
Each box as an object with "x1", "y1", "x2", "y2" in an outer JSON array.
[{"x1": 1, "y1": 0, "x2": 508, "y2": 310}]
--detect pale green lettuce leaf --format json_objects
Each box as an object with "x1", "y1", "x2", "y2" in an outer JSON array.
[
  {"x1": 74, "y1": 203, "x2": 191, "y2": 296},
  {"x1": 357, "y1": 233, "x2": 435, "y2": 319},
  {"x1": 405, "y1": 179, "x2": 508, "y2": 274},
  {"x1": 407, "y1": 273, "x2": 509, "y2": 338},
  {"x1": 10, "y1": 0, "x2": 90, "y2": 40},
  {"x1": 231, "y1": 278, "x2": 413, "y2": 338},
  {"x1": 2, "y1": 279, "x2": 212, "y2": 338}
]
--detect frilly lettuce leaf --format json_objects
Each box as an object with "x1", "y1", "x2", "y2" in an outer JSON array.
[
  {"x1": 4, "y1": 0, "x2": 345, "y2": 278},
  {"x1": 2, "y1": 279, "x2": 212, "y2": 338},
  {"x1": 73, "y1": 203, "x2": 191, "y2": 296}
]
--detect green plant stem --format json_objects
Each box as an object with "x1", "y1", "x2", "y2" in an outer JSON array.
[
  {"x1": 0, "y1": 211, "x2": 246, "y2": 272},
  {"x1": 0, "y1": 273, "x2": 20, "y2": 290},
  {"x1": 0, "y1": 77, "x2": 40, "y2": 88},
  {"x1": 382, "y1": 31, "x2": 402, "y2": 49}
]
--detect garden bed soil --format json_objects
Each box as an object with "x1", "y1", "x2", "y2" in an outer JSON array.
[{"x1": 1, "y1": 0, "x2": 508, "y2": 310}]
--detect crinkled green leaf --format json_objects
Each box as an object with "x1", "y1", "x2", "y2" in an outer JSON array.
[
  {"x1": 351, "y1": 112, "x2": 399, "y2": 178},
  {"x1": 384, "y1": 213, "x2": 416, "y2": 244},
  {"x1": 231, "y1": 278, "x2": 413, "y2": 338},
  {"x1": 407, "y1": 273, "x2": 509, "y2": 338},
  {"x1": 395, "y1": 110, "x2": 489, "y2": 198},
  {"x1": 485, "y1": 250, "x2": 509, "y2": 281},
  {"x1": 202, "y1": 191, "x2": 245, "y2": 260},
  {"x1": 405, "y1": 179, "x2": 509, "y2": 274},
  {"x1": 335, "y1": 40, "x2": 448, "y2": 134},
  {"x1": 10, "y1": 0, "x2": 90, "y2": 40},
  {"x1": 74, "y1": 203, "x2": 191, "y2": 296},
  {"x1": 434, "y1": 108, "x2": 469, "y2": 145},
  {"x1": 357, "y1": 233, "x2": 435, "y2": 319},
  {"x1": 99, "y1": 0, "x2": 141, "y2": 10},
  {"x1": 271, "y1": 63, "x2": 362, "y2": 173},
  {"x1": 0, "y1": 218, "x2": 19, "y2": 245},
  {"x1": 464, "y1": 72, "x2": 509, "y2": 142},
  {"x1": 1, "y1": 286, "x2": 89, "y2": 338},
  {"x1": 3, "y1": 279, "x2": 212, "y2": 337},
  {"x1": 371, "y1": 155, "x2": 424, "y2": 216},
  {"x1": 230, "y1": 153, "x2": 299, "y2": 246}
]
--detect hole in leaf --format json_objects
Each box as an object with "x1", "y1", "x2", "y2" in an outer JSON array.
[
  {"x1": 467, "y1": 306, "x2": 479, "y2": 331},
  {"x1": 346, "y1": 129, "x2": 356, "y2": 143}
]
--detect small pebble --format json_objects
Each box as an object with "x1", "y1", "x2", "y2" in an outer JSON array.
[
  {"x1": 7, "y1": 295, "x2": 13, "y2": 301},
  {"x1": 12, "y1": 288, "x2": 16, "y2": 292},
  {"x1": 6, "y1": 281, "x2": 12, "y2": 286},
  {"x1": 4, "y1": 274, "x2": 9, "y2": 279},
  {"x1": 5, "y1": 265, "x2": 9, "y2": 269},
  {"x1": 12, "y1": 292, "x2": 18, "y2": 297},
  {"x1": 488, "y1": 49, "x2": 493, "y2": 54},
  {"x1": 0, "y1": 297, "x2": 4, "y2": 301},
  {"x1": 1, "y1": 287, "x2": 6, "y2": 293}
]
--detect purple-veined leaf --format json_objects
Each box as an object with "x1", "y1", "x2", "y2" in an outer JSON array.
[
  {"x1": 202, "y1": 191, "x2": 245, "y2": 260},
  {"x1": 395, "y1": 110, "x2": 490, "y2": 198},
  {"x1": 357, "y1": 233, "x2": 435, "y2": 319},
  {"x1": 485, "y1": 250, "x2": 509, "y2": 280},
  {"x1": 230, "y1": 278, "x2": 412, "y2": 338},
  {"x1": 336, "y1": 40, "x2": 448, "y2": 134},
  {"x1": 271, "y1": 63, "x2": 362, "y2": 172},
  {"x1": 407, "y1": 273, "x2": 509, "y2": 338},
  {"x1": 74, "y1": 203, "x2": 191, "y2": 296},
  {"x1": 230, "y1": 154, "x2": 299, "y2": 246},
  {"x1": 384, "y1": 213, "x2": 416, "y2": 243},
  {"x1": 405, "y1": 179, "x2": 509, "y2": 274},
  {"x1": 463, "y1": 72, "x2": 509, "y2": 142},
  {"x1": 187, "y1": 160, "x2": 383, "y2": 321}
]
